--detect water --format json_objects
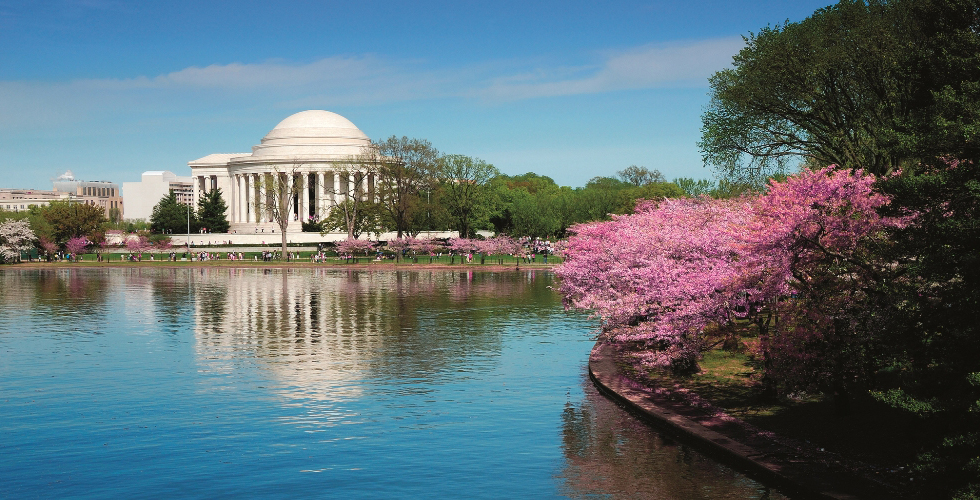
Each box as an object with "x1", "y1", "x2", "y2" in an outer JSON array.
[{"x1": 0, "y1": 268, "x2": 787, "y2": 499}]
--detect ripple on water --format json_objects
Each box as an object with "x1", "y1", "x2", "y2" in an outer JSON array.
[{"x1": 0, "y1": 268, "x2": 787, "y2": 499}]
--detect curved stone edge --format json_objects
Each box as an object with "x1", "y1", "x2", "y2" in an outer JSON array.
[{"x1": 588, "y1": 339, "x2": 882, "y2": 500}]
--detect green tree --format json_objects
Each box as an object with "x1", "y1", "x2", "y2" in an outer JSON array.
[
  {"x1": 673, "y1": 178, "x2": 715, "y2": 197},
  {"x1": 375, "y1": 136, "x2": 440, "y2": 237},
  {"x1": 617, "y1": 165, "x2": 666, "y2": 186},
  {"x1": 150, "y1": 192, "x2": 194, "y2": 234},
  {"x1": 573, "y1": 176, "x2": 630, "y2": 221},
  {"x1": 699, "y1": 0, "x2": 916, "y2": 185},
  {"x1": 902, "y1": 0, "x2": 980, "y2": 161},
  {"x1": 616, "y1": 183, "x2": 686, "y2": 213},
  {"x1": 107, "y1": 206, "x2": 122, "y2": 225},
  {"x1": 876, "y1": 158, "x2": 980, "y2": 497},
  {"x1": 41, "y1": 200, "x2": 106, "y2": 245},
  {"x1": 197, "y1": 188, "x2": 230, "y2": 233},
  {"x1": 322, "y1": 200, "x2": 385, "y2": 240},
  {"x1": 435, "y1": 154, "x2": 499, "y2": 238}
]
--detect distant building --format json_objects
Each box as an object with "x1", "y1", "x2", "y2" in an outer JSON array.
[
  {"x1": 0, "y1": 170, "x2": 122, "y2": 216},
  {"x1": 121, "y1": 171, "x2": 194, "y2": 221},
  {"x1": 0, "y1": 188, "x2": 70, "y2": 212}
]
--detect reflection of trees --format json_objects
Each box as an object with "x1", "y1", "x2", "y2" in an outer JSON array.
[
  {"x1": 149, "y1": 268, "x2": 194, "y2": 326},
  {"x1": 0, "y1": 269, "x2": 111, "y2": 321},
  {"x1": 190, "y1": 269, "x2": 561, "y2": 400},
  {"x1": 558, "y1": 377, "x2": 786, "y2": 499}
]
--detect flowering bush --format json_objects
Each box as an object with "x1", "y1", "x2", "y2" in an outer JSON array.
[
  {"x1": 0, "y1": 220, "x2": 36, "y2": 263},
  {"x1": 556, "y1": 166, "x2": 902, "y2": 380},
  {"x1": 65, "y1": 236, "x2": 91, "y2": 260},
  {"x1": 557, "y1": 197, "x2": 750, "y2": 371},
  {"x1": 336, "y1": 238, "x2": 375, "y2": 256},
  {"x1": 448, "y1": 238, "x2": 478, "y2": 253}
]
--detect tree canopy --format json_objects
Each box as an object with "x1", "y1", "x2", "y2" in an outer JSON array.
[
  {"x1": 374, "y1": 136, "x2": 440, "y2": 238},
  {"x1": 42, "y1": 200, "x2": 106, "y2": 245},
  {"x1": 436, "y1": 154, "x2": 499, "y2": 238},
  {"x1": 150, "y1": 192, "x2": 193, "y2": 234},
  {"x1": 197, "y1": 188, "x2": 229, "y2": 233}
]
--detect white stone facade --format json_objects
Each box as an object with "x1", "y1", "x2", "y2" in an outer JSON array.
[
  {"x1": 189, "y1": 110, "x2": 378, "y2": 235},
  {"x1": 121, "y1": 170, "x2": 193, "y2": 221}
]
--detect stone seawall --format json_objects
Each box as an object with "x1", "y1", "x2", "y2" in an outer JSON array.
[{"x1": 588, "y1": 339, "x2": 898, "y2": 500}]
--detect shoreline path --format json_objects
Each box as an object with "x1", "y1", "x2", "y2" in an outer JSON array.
[{"x1": 589, "y1": 339, "x2": 902, "y2": 500}]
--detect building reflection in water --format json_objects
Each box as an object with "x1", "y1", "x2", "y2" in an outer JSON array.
[{"x1": 188, "y1": 268, "x2": 551, "y2": 405}]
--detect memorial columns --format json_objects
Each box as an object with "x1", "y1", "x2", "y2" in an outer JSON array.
[{"x1": 298, "y1": 171, "x2": 308, "y2": 224}]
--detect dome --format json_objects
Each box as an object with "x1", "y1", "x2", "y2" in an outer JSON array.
[{"x1": 250, "y1": 110, "x2": 371, "y2": 158}]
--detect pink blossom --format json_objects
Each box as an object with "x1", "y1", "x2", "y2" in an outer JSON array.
[{"x1": 336, "y1": 238, "x2": 376, "y2": 256}]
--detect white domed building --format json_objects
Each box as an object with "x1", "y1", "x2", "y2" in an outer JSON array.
[{"x1": 188, "y1": 110, "x2": 378, "y2": 235}]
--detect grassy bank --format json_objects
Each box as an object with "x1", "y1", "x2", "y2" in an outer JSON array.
[
  {"x1": 11, "y1": 252, "x2": 561, "y2": 269},
  {"x1": 620, "y1": 326, "x2": 929, "y2": 476}
]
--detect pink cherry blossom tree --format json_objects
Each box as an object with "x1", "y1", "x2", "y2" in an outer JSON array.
[
  {"x1": 336, "y1": 238, "x2": 376, "y2": 260},
  {"x1": 386, "y1": 237, "x2": 410, "y2": 260},
  {"x1": 557, "y1": 165, "x2": 904, "y2": 388},
  {"x1": 65, "y1": 236, "x2": 91, "y2": 262},
  {"x1": 557, "y1": 196, "x2": 751, "y2": 372},
  {"x1": 448, "y1": 238, "x2": 478, "y2": 254},
  {"x1": 125, "y1": 234, "x2": 150, "y2": 261},
  {"x1": 38, "y1": 237, "x2": 58, "y2": 262},
  {"x1": 732, "y1": 166, "x2": 905, "y2": 408},
  {"x1": 408, "y1": 237, "x2": 438, "y2": 256}
]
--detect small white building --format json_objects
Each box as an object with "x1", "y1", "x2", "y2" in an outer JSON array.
[{"x1": 122, "y1": 171, "x2": 194, "y2": 221}]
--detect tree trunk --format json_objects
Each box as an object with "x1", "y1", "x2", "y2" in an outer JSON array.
[{"x1": 281, "y1": 228, "x2": 287, "y2": 259}]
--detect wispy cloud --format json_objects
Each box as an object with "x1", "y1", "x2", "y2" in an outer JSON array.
[
  {"x1": 474, "y1": 37, "x2": 744, "y2": 100},
  {"x1": 0, "y1": 37, "x2": 743, "y2": 130}
]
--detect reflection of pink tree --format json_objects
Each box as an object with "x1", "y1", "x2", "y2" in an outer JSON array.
[{"x1": 65, "y1": 236, "x2": 91, "y2": 262}]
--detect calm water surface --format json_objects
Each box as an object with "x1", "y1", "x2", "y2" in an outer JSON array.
[{"x1": 0, "y1": 268, "x2": 787, "y2": 499}]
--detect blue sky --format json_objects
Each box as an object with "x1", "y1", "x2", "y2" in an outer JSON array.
[{"x1": 0, "y1": 0, "x2": 831, "y2": 191}]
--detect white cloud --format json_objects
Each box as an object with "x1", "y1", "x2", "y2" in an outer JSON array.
[
  {"x1": 0, "y1": 37, "x2": 744, "y2": 130},
  {"x1": 474, "y1": 37, "x2": 745, "y2": 101}
]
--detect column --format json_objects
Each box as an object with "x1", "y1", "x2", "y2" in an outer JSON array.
[
  {"x1": 298, "y1": 171, "x2": 308, "y2": 224},
  {"x1": 258, "y1": 174, "x2": 267, "y2": 223},
  {"x1": 245, "y1": 175, "x2": 252, "y2": 223},
  {"x1": 228, "y1": 175, "x2": 236, "y2": 223},
  {"x1": 286, "y1": 173, "x2": 295, "y2": 223},
  {"x1": 235, "y1": 174, "x2": 242, "y2": 223},
  {"x1": 317, "y1": 172, "x2": 326, "y2": 218}
]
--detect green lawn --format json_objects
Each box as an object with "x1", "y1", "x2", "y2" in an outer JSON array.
[{"x1": 625, "y1": 329, "x2": 930, "y2": 470}]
